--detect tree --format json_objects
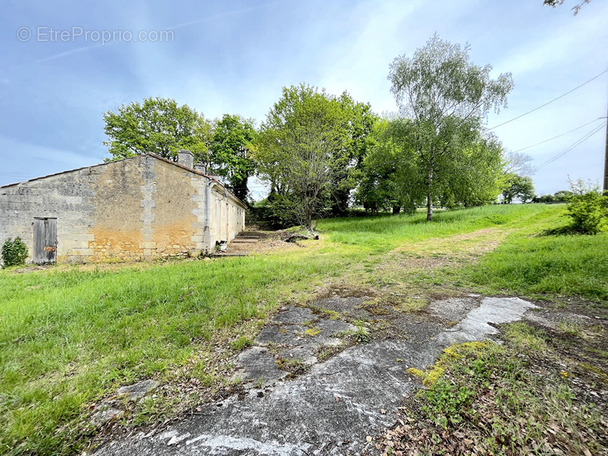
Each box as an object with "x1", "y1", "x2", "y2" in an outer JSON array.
[
  {"x1": 503, "y1": 150, "x2": 535, "y2": 177},
  {"x1": 560, "y1": 178, "x2": 607, "y2": 233},
  {"x1": 544, "y1": 0, "x2": 591, "y2": 15},
  {"x1": 103, "y1": 97, "x2": 212, "y2": 162},
  {"x1": 566, "y1": 191, "x2": 608, "y2": 234},
  {"x1": 502, "y1": 174, "x2": 535, "y2": 203},
  {"x1": 255, "y1": 84, "x2": 349, "y2": 232},
  {"x1": 553, "y1": 190, "x2": 573, "y2": 202},
  {"x1": 440, "y1": 134, "x2": 507, "y2": 207},
  {"x1": 328, "y1": 93, "x2": 377, "y2": 215},
  {"x1": 359, "y1": 118, "x2": 505, "y2": 213},
  {"x1": 357, "y1": 118, "x2": 423, "y2": 214},
  {"x1": 209, "y1": 115, "x2": 257, "y2": 202},
  {"x1": 388, "y1": 35, "x2": 513, "y2": 220}
]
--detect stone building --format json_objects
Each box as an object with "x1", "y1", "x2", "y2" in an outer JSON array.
[{"x1": 0, "y1": 151, "x2": 246, "y2": 264}]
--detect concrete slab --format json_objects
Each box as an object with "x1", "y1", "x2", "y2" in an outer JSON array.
[
  {"x1": 435, "y1": 297, "x2": 537, "y2": 348},
  {"x1": 272, "y1": 307, "x2": 316, "y2": 325},
  {"x1": 93, "y1": 296, "x2": 537, "y2": 456},
  {"x1": 233, "y1": 346, "x2": 288, "y2": 387}
]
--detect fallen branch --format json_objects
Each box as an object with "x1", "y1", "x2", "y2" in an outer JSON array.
[{"x1": 284, "y1": 234, "x2": 319, "y2": 243}]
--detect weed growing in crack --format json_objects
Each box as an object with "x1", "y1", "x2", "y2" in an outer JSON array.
[{"x1": 381, "y1": 324, "x2": 607, "y2": 455}]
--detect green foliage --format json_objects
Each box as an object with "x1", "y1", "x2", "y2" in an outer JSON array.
[
  {"x1": 440, "y1": 135, "x2": 507, "y2": 208},
  {"x1": 397, "y1": 326, "x2": 606, "y2": 455},
  {"x1": 355, "y1": 118, "x2": 421, "y2": 213},
  {"x1": 210, "y1": 114, "x2": 257, "y2": 202},
  {"x1": 1, "y1": 237, "x2": 28, "y2": 267},
  {"x1": 103, "y1": 97, "x2": 212, "y2": 163},
  {"x1": 533, "y1": 190, "x2": 572, "y2": 204},
  {"x1": 502, "y1": 174, "x2": 535, "y2": 203},
  {"x1": 353, "y1": 320, "x2": 370, "y2": 343},
  {"x1": 249, "y1": 196, "x2": 300, "y2": 229},
  {"x1": 357, "y1": 117, "x2": 505, "y2": 215},
  {"x1": 394, "y1": 316, "x2": 608, "y2": 455},
  {"x1": 553, "y1": 190, "x2": 573, "y2": 202},
  {"x1": 230, "y1": 336, "x2": 253, "y2": 351},
  {"x1": 255, "y1": 84, "x2": 373, "y2": 231},
  {"x1": 565, "y1": 191, "x2": 608, "y2": 234},
  {"x1": 420, "y1": 380, "x2": 474, "y2": 428},
  {"x1": 329, "y1": 93, "x2": 377, "y2": 215},
  {"x1": 388, "y1": 34, "x2": 513, "y2": 220}
]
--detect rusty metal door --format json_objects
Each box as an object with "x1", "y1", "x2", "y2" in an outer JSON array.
[{"x1": 33, "y1": 217, "x2": 57, "y2": 264}]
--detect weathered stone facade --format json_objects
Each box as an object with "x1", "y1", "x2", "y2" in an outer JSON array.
[{"x1": 0, "y1": 154, "x2": 246, "y2": 263}]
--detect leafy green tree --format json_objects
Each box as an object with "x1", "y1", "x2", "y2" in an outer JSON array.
[
  {"x1": 359, "y1": 117, "x2": 505, "y2": 213},
  {"x1": 562, "y1": 179, "x2": 608, "y2": 234},
  {"x1": 210, "y1": 114, "x2": 257, "y2": 202},
  {"x1": 553, "y1": 190, "x2": 573, "y2": 202},
  {"x1": 440, "y1": 135, "x2": 507, "y2": 207},
  {"x1": 502, "y1": 174, "x2": 535, "y2": 203},
  {"x1": 328, "y1": 93, "x2": 377, "y2": 215},
  {"x1": 533, "y1": 194, "x2": 555, "y2": 203},
  {"x1": 356, "y1": 118, "x2": 423, "y2": 213},
  {"x1": 255, "y1": 84, "x2": 349, "y2": 232},
  {"x1": 388, "y1": 34, "x2": 513, "y2": 220},
  {"x1": 103, "y1": 97, "x2": 212, "y2": 163}
]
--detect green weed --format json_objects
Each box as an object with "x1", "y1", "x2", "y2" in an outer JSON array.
[{"x1": 230, "y1": 336, "x2": 253, "y2": 351}]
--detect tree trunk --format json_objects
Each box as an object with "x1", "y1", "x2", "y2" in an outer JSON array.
[
  {"x1": 426, "y1": 166, "x2": 433, "y2": 221},
  {"x1": 233, "y1": 176, "x2": 249, "y2": 203}
]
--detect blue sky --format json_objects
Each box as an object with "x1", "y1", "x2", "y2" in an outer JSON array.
[{"x1": 1, "y1": 0, "x2": 607, "y2": 198}]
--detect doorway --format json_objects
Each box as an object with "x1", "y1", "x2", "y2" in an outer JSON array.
[{"x1": 33, "y1": 217, "x2": 57, "y2": 264}]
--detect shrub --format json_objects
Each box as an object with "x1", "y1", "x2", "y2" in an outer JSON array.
[
  {"x1": 249, "y1": 196, "x2": 300, "y2": 229},
  {"x1": 2, "y1": 237, "x2": 28, "y2": 267},
  {"x1": 565, "y1": 191, "x2": 608, "y2": 234}
]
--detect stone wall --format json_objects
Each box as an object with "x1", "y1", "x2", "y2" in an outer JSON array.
[{"x1": 0, "y1": 154, "x2": 246, "y2": 264}]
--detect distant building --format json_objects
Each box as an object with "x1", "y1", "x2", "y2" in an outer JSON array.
[{"x1": 0, "y1": 151, "x2": 246, "y2": 264}]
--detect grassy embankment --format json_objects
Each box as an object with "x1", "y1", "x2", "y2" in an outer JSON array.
[{"x1": 1, "y1": 203, "x2": 606, "y2": 454}]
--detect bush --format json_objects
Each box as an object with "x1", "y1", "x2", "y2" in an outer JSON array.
[
  {"x1": 2, "y1": 237, "x2": 28, "y2": 267},
  {"x1": 565, "y1": 191, "x2": 608, "y2": 234},
  {"x1": 249, "y1": 195, "x2": 300, "y2": 229}
]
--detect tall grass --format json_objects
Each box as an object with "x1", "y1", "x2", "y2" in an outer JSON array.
[
  {"x1": 317, "y1": 204, "x2": 557, "y2": 250},
  {"x1": 466, "y1": 231, "x2": 608, "y2": 302}
]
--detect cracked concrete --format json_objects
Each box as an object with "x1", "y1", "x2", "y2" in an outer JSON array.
[{"x1": 93, "y1": 296, "x2": 537, "y2": 456}]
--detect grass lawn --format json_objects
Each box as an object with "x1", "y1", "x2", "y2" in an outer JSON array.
[{"x1": 1, "y1": 203, "x2": 606, "y2": 455}]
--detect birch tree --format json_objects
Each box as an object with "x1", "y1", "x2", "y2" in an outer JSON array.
[{"x1": 389, "y1": 34, "x2": 513, "y2": 220}]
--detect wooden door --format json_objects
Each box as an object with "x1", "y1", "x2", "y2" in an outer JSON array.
[{"x1": 33, "y1": 218, "x2": 57, "y2": 264}]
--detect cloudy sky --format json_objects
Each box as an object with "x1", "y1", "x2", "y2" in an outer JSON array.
[{"x1": 1, "y1": 0, "x2": 607, "y2": 198}]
